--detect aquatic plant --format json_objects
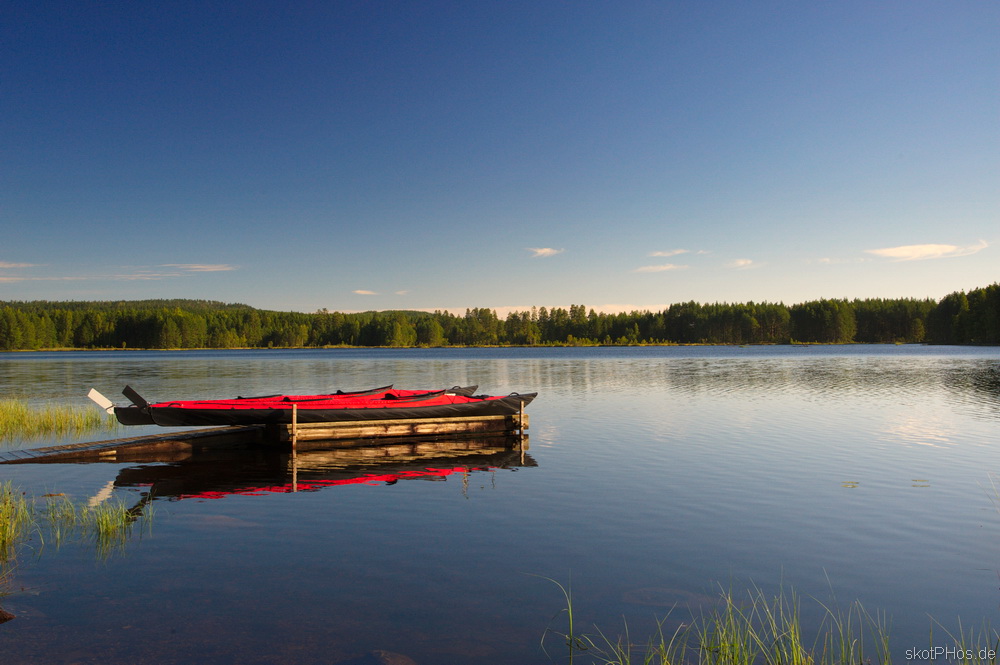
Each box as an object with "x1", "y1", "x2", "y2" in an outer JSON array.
[
  {"x1": 0, "y1": 398, "x2": 119, "y2": 441},
  {"x1": 0, "y1": 483, "x2": 152, "y2": 563},
  {"x1": 84, "y1": 498, "x2": 149, "y2": 558},
  {"x1": 542, "y1": 581, "x2": 903, "y2": 665},
  {"x1": 0, "y1": 482, "x2": 33, "y2": 563}
]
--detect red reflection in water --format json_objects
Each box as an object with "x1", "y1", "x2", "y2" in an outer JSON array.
[{"x1": 176, "y1": 466, "x2": 492, "y2": 500}]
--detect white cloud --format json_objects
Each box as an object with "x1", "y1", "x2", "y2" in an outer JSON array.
[
  {"x1": 353, "y1": 289, "x2": 378, "y2": 295},
  {"x1": 395, "y1": 290, "x2": 409, "y2": 296},
  {"x1": 526, "y1": 247, "x2": 564, "y2": 258},
  {"x1": 633, "y1": 264, "x2": 688, "y2": 273},
  {"x1": 649, "y1": 249, "x2": 689, "y2": 258},
  {"x1": 161, "y1": 263, "x2": 238, "y2": 272},
  {"x1": 114, "y1": 271, "x2": 186, "y2": 281},
  {"x1": 0, "y1": 263, "x2": 238, "y2": 283},
  {"x1": 728, "y1": 259, "x2": 755, "y2": 269},
  {"x1": 865, "y1": 240, "x2": 988, "y2": 261}
]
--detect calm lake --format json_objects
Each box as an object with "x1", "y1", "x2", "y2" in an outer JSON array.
[{"x1": 2, "y1": 345, "x2": 1000, "y2": 664}]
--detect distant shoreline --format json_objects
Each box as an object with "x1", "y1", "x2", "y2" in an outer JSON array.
[
  {"x1": 2, "y1": 283, "x2": 997, "y2": 348},
  {"x1": 9, "y1": 341, "x2": 996, "y2": 354}
]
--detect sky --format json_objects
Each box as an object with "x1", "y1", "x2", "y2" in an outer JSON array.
[{"x1": 2, "y1": 1, "x2": 997, "y2": 315}]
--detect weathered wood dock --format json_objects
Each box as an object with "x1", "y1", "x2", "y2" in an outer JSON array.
[
  {"x1": 274, "y1": 412, "x2": 528, "y2": 443},
  {"x1": 0, "y1": 412, "x2": 529, "y2": 464},
  {"x1": 0, "y1": 426, "x2": 264, "y2": 464}
]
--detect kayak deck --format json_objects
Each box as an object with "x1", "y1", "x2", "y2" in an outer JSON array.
[{"x1": 106, "y1": 385, "x2": 535, "y2": 428}]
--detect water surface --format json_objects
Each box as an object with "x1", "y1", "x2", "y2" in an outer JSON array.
[{"x1": 1, "y1": 346, "x2": 999, "y2": 663}]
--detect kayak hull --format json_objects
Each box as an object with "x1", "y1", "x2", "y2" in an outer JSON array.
[{"x1": 112, "y1": 388, "x2": 534, "y2": 427}]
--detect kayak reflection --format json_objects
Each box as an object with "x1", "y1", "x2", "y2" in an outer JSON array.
[{"x1": 111, "y1": 435, "x2": 535, "y2": 502}]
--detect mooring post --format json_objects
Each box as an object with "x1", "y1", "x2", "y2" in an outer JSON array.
[
  {"x1": 291, "y1": 403, "x2": 298, "y2": 492},
  {"x1": 518, "y1": 399, "x2": 525, "y2": 464}
]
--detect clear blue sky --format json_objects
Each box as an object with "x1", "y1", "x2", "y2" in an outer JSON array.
[{"x1": 3, "y1": 1, "x2": 997, "y2": 314}]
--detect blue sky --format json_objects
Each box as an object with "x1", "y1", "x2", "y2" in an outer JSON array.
[{"x1": 3, "y1": 1, "x2": 997, "y2": 314}]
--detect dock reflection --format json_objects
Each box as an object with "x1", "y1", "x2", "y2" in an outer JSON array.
[{"x1": 111, "y1": 435, "x2": 535, "y2": 502}]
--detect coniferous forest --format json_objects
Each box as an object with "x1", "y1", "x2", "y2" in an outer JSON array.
[{"x1": 0, "y1": 283, "x2": 997, "y2": 350}]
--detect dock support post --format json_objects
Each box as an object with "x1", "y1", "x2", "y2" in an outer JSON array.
[
  {"x1": 518, "y1": 399, "x2": 525, "y2": 465},
  {"x1": 291, "y1": 404, "x2": 298, "y2": 492}
]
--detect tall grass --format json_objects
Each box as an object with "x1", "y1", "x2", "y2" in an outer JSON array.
[
  {"x1": 0, "y1": 483, "x2": 152, "y2": 564},
  {"x1": 543, "y1": 581, "x2": 997, "y2": 665},
  {"x1": 86, "y1": 499, "x2": 145, "y2": 558},
  {"x1": 0, "y1": 398, "x2": 119, "y2": 441},
  {"x1": 0, "y1": 482, "x2": 34, "y2": 563}
]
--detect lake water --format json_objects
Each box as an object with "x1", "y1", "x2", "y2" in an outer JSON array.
[{"x1": 1, "y1": 346, "x2": 1000, "y2": 664}]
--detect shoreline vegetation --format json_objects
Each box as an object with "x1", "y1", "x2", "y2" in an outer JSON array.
[
  {"x1": 0, "y1": 282, "x2": 997, "y2": 351},
  {"x1": 543, "y1": 578, "x2": 998, "y2": 665},
  {"x1": 1, "y1": 481, "x2": 154, "y2": 624},
  {"x1": 1, "y1": 480, "x2": 153, "y2": 572},
  {"x1": 0, "y1": 399, "x2": 119, "y2": 441}
]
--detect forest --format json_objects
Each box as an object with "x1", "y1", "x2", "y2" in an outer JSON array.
[{"x1": 0, "y1": 283, "x2": 997, "y2": 350}]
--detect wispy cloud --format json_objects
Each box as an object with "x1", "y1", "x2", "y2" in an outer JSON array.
[
  {"x1": 527, "y1": 247, "x2": 564, "y2": 258},
  {"x1": 394, "y1": 290, "x2": 409, "y2": 296},
  {"x1": 817, "y1": 257, "x2": 867, "y2": 265},
  {"x1": 633, "y1": 264, "x2": 688, "y2": 273},
  {"x1": 728, "y1": 259, "x2": 756, "y2": 269},
  {"x1": 353, "y1": 289, "x2": 378, "y2": 295},
  {"x1": 161, "y1": 263, "x2": 238, "y2": 272},
  {"x1": 865, "y1": 240, "x2": 988, "y2": 261},
  {"x1": 649, "y1": 249, "x2": 689, "y2": 258},
  {"x1": 0, "y1": 262, "x2": 239, "y2": 283},
  {"x1": 114, "y1": 270, "x2": 187, "y2": 281}
]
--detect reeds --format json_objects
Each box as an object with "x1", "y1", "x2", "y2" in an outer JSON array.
[
  {"x1": 542, "y1": 580, "x2": 993, "y2": 665},
  {"x1": 0, "y1": 398, "x2": 119, "y2": 441},
  {"x1": 0, "y1": 482, "x2": 33, "y2": 562},
  {"x1": 0, "y1": 483, "x2": 152, "y2": 565}
]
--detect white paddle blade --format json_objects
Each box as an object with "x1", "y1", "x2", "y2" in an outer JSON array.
[{"x1": 87, "y1": 388, "x2": 115, "y2": 414}]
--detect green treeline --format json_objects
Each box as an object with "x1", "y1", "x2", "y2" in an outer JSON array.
[{"x1": 0, "y1": 284, "x2": 997, "y2": 350}]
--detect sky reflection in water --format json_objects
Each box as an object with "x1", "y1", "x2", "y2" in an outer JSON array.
[{"x1": 1, "y1": 346, "x2": 999, "y2": 664}]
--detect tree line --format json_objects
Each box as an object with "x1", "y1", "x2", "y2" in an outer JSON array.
[{"x1": 0, "y1": 284, "x2": 997, "y2": 351}]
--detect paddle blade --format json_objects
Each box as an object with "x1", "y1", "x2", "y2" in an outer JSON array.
[
  {"x1": 87, "y1": 388, "x2": 115, "y2": 414},
  {"x1": 122, "y1": 385, "x2": 149, "y2": 408}
]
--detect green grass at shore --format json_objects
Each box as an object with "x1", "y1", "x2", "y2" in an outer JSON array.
[
  {"x1": 543, "y1": 579, "x2": 997, "y2": 665},
  {"x1": 0, "y1": 398, "x2": 119, "y2": 441},
  {"x1": 0, "y1": 482, "x2": 33, "y2": 562},
  {"x1": 0, "y1": 482, "x2": 152, "y2": 567}
]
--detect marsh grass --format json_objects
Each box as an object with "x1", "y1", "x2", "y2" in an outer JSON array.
[
  {"x1": 0, "y1": 482, "x2": 34, "y2": 563},
  {"x1": 0, "y1": 483, "x2": 152, "y2": 565},
  {"x1": 928, "y1": 619, "x2": 1000, "y2": 665},
  {"x1": 0, "y1": 398, "x2": 119, "y2": 442},
  {"x1": 85, "y1": 499, "x2": 146, "y2": 558},
  {"x1": 542, "y1": 580, "x2": 995, "y2": 665}
]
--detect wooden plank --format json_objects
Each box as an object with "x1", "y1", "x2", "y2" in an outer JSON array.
[
  {"x1": 0, "y1": 413, "x2": 530, "y2": 462},
  {"x1": 275, "y1": 413, "x2": 528, "y2": 442},
  {"x1": 0, "y1": 426, "x2": 265, "y2": 464}
]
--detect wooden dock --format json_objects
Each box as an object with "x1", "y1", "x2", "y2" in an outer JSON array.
[
  {"x1": 274, "y1": 412, "x2": 528, "y2": 444},
  {"x1": 0, "y1": 413, "x2": 529, "y2": 464},
  {"x1": 0, "y1": 426, "x2": 264, "y2": 464}
]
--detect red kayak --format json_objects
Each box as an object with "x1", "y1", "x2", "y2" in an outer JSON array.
[{"x1": 97, "y1": 385, "x2": 535, "y2": 427}]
